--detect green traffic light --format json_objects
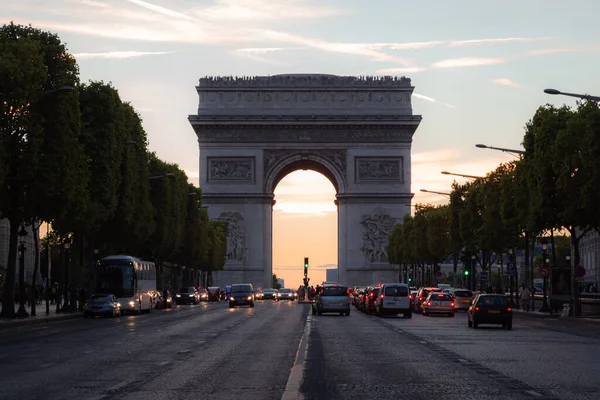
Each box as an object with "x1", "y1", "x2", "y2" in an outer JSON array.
[{"x1": 464, "y1": 270, "x2": 469, "y2": 276}]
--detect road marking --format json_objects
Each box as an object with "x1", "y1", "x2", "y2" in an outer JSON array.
[
  {"x1": 108, "y1": 379, "x2": 135, "y2": 391},
  {"x1": 197, "y1": 341, "x2": 206, "y2": 345},
  {"x1": 525, "y1": 390, "x2": 543, "y2": 397},
  {"x1": 156, "y1": 361, "x2": 170, "y2": 366},
  {"x1": 419, "y1": 341, "x2": 427, "y2": 344},
  {"x1": 281, "y1": 314, "x2": 311, "y2": 400},
  {"x1": 458, "y1": 359, "x2": 468, "y2": 363}
]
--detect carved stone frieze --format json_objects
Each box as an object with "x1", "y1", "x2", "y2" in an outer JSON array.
[
  {"x1": 263, "y1": 149, "x2": 347, "y2": 176},
  {"x1": 198, "y1": 74, "x2": 412, "y2": 88},
  {"x1": 196, "y1": 127, "x2": 415, "y2": 143},
  {"x1": 361, "y1": 212, "x2": 397, "y2": 263},
  {"x1": 217, "y1": 211, "x2": 247, "y2": 262},
  {"x1": 356, "y1": 157, "x2": 403, "y2": 182},
  {"x1": 208, "y1": 157, "x2": 254, "y2": 182}
]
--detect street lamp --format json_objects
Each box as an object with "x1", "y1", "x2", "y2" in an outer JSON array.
[
  {"x1": 544, "y1": 88, "x2": 600, "y2": 102},
  {"x1": 16, "y1": 225, "x2": 29, "y2": 318},
  {"x1": 470, "y1": 254, "x2": 477, "y2": 291},
  {"x1": 419, "y1": 189, "x2": 451, "y2": 197},
  {"x1": 475, "y1": 144, "x2": 525, "y2": 157},
  {"x1": 61, "y1": 238, "x2": 72, "y2": 312},
  {"x1": 539, "y1": 239, "x2": 551, "y2": 312},
  {"x1": 441, "y1": 171, "x2": 483, "y2": 180}
]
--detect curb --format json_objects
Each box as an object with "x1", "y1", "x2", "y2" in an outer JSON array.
[
  {"x1": 0, "y1": 313, "x2": 82, "y2": 330},
  {"x1": 513, "y1": 309, "x2": 559, "y2": 319}
]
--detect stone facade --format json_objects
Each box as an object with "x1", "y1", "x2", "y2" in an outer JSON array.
[
  {"x1": 578, "y1": 229, "x2": 600, "y2": 285},
  {"x1": 189, "y1": 74, "x2": 421, "y2": 289},
  {"x1": 0, "y1": 219, "x2": 41, "y2": 285}
]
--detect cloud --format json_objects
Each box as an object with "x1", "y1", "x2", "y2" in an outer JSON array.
[
  {"x1": 233, "y1": 47, "x2": 295, "y2": 65},
  {"x1": 431, "y1": 57, "x2": 506, "y2": 69},
  {"x1": 73, "y1": 51, "x2": 173, "y2": 59},
  {"x1": 376, "y1": 67, "x2": 427, "y2": 74},
  {"x1": 492, "y1": 78, "x2": 521, "y2": 88},
  {"x1": 528, "y1": 48, "x2": 580, "y2": 55},
  {"x1": 448, "y1": 37, "x2": 553, "y2": 47},
  {"x1": 413, "y1": 93, "x2": 436, "y2": 103},
  {"x1": 125, "y1": 0, "x2": 195, "y2": 20},
  {"x1": 444, "y1": 103, "x2": 457, "y2": 109}
]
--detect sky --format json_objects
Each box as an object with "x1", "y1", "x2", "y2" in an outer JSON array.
[{"x1": 6, "y1": 0, "x2": 600, "y2": 287}]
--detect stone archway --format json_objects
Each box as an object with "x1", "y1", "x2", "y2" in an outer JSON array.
[{"x1": 189, "y1": 74, "x2": 421, "y2": 288}]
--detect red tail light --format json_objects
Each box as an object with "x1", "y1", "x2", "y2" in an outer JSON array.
[
  {"x1": 453, "y1": 294, "x2": 456, "y2": 299},
  {"x1": 409, "y1": 294, "x2": 413, "y2": 300},
  {"x1": 507, "y1": 307, "x2": 512, "y2": 312},
  {"x1": 472, "y1": 296, "x2": 475, "y2": 299},
  {"x1": 427, "y1": 302, "x2": 431, "y2": 306},
  {"x1": 475, "y1": 307, "x2": 480, "y2": 311},
  {"x1": 450, "y1": 302, "x2": 455, "y2": 307},
  {"x1": 370, "y1": 293, "x2": 374, "y2": 297},
  {"x1": 380, "y1": 294, "x2": 384, "y2": 299}
]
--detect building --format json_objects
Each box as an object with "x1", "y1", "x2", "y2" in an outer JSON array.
[
  {"x1": 0, "y1": 219, "x2": 41, "y2": 286},
  {"x1": 578, "y1": 229, "x2": 599, "y2": 289},
  {"x1": 326, "y1": 268, "x2": 338, "y2": 283}
]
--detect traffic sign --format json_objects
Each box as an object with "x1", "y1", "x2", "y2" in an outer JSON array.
[
  {"x1": 540, "y1": 267, "x2": 549, "y2": 278},
  {"x1": 575, "y1": 266, "x2": 586, "y2": 279},
  {"x1": 480, "y1": 271, "x2": 489, "y2": 281}
]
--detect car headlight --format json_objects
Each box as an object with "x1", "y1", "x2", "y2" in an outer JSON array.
[
  {"x1": 166, "y1": 298, "x2": 171, "y2": 302},
  {"x1": 189, "y1": 294, "x2": 194, "y2": 297},
  {"x1": 129, "y1": 301, "x2": 136, "y2": 307},
  {"x1": 247, "y1": 296, "x2": 252, "y2": 300},
  {"x1": 176, "y1": 294, "x2": 181, "y2": 297},
  {"x1": 230, "y1": 297, "x2": 235, "y2": 301}
]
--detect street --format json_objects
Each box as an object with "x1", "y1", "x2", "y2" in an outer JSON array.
[{"x1": 1, "y1": 302, "x2": 600, "y2": 400}]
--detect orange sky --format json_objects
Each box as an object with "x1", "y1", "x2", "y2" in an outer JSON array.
[{"x1": 273, "y1": 171, "x2": 337, "y2": 288}]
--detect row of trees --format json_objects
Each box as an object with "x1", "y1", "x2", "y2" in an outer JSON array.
[
  {"x1": 0, "y1": 23, "x2": 228, "y2": 318},
  {"x1": 389, "y1": 99, "x2": 600, "y2": 290}
]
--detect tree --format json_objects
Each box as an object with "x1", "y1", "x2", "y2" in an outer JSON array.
[
  {"x1": 272, "y1": 274, "x2": 282, "y2": 289},
  {"x1": 0, "y1": 23, "x2": 83, "y2": 318}
]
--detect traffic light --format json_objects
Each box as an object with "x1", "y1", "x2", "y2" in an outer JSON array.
[
  {"x1": 304, "y1": 257, "x2": 309, "y2": 277},
  {"x1": 464, "y1": 269, "x2": 470, "y2": 276}
]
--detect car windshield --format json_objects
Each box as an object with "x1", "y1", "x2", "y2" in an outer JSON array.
[
  {"x1": 89, "y1": 295, "x2": 111, "y2": 302},
  {"x1": 179, "y1": 287, "x2": 194, "y2": 293},
  {"x1": 322, "y1": 286, "x2": 348, "y2": 296},
  {"x1": 479, "y1": 296, "x2": 509, "y2": 306},
  {"x1": 232, "y1": 285, "x2": 252, "y2": 293},
  {"x1": 431, "y1": 294, "x2": 453, "y2": 301},
  {"x1": 280, "y1": 289, "x2": 292, "y2": 293},
  {"x1": 455, "y1": 290, "x2": 473, "y2": 297},
  {"x1": 384, "y1": 286, "x2": 408, "y2": 296}
]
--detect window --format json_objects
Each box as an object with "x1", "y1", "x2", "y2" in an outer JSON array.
[
  {"x1": 384, "y1": 286, "x2": 409, "y2": 296},
  {"x1": 479, "y1": 296, "x2": 508, "y2": 306},
  {"x1": 454, "y1": 290, "x2": 473, "y2": 297},
  {"x1": 322, "y1": 287, "x2": 348, "y2": 296}
]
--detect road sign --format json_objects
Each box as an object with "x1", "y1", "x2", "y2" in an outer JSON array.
[
  {"x1": 480, "y1": 271, "x2": 489, "y2": 281},
  {"x1": 540, "y1": 267, "x2": 549, "y2": 278},
  {"x1": 575, "y1": 266, "x2": 586, "y2": 279}
]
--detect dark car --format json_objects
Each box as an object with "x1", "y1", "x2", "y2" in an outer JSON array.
[
  {"x1": 468, "y1": 294, "x2": 513, "y2": 330},
  {"x1": 229, "y1": 283, "x2": 255, "y2": 308},
  {"x1": 175, "y1": 287, "x2": 199, "y2": 305},
  {"x1": 262, "y1": 289, "x2": 279, "y2": 300},
  {"x1": 278, "y1": 288, "x2": 295, "y2": 301}
]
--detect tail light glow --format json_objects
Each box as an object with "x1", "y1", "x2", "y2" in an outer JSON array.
[
  {"x1": 507, "y1": 307, "x2": 512, "y2": 312},
  {"x1": 427, "y1": 302, "x2": 431, "y2": 306},
  {"x1": 380, "y1": 294, "x2": 384, "y2": 299},
  {"x1": 409, "y1": 294, "x2": 413, "y2": 300},
  {"x1": 475, "y1": 307, "x2": 480, "y2": 311},
  {"x1": 450, "y1": 302, "x2": 455, "y2": 307}
]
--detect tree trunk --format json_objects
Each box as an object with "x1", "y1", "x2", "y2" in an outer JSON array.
[
  {"x1": 0, "y1": 217, "x2": 19, "y2": 319},
  {"x1": 30, "y1": 219, "x2": 41, "y2": 316},
  {"x1": 550, "y1": 229, "x2": 557, "y2": 267}
]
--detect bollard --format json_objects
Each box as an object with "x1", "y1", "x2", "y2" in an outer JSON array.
[{"x1": 560, "y1": 303, "x2": 570, "y2": 318}]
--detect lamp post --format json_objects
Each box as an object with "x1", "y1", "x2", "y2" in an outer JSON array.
[
  {"x1": 61, "y1": 238, "x2": 72, "y2": 312},
  {"x1": 539, "y1": 239, "x2": 551, "y2": 312},
  {"x1": 471, "y1": 254, "x2": 477, "y2": 291},
  {"x1": 419, "y1": 189, "x2": 451, "y2": 197},
  {"x1": 475, "y1": 144, "x2": 525, "y2": 158},
  {"x1": 16, "y1": 225, "x2": 29, "y2": 318},
  {"x1": 543, "y1": 88, "x2": 600, "y2": 102},
  {"x1": 441, "y1": 171, "x2": 483, "y2": 180}
]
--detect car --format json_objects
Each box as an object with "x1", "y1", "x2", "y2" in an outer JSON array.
[
  {"x1": 262, "y1": 289, "x2": 279, "y2": 300},
  {"x1": 175, "y1": 287, "x2": 199, "y2": 305},
  {"x1": 374, "y1": 283, "x2": 412, "y2": 318},
  {"x1": 414, "y1": 287, "x2": 442, "y2": 313},
  {"x1": 278, "y1": 288, "x2": 295, "y2": 301},
  {"x1": 468, "y1": 294, "x2": 513, "y2": 329},
  {"x1": 423, "y1": 292, "x2": 454, "y2": 317},
  {"x1": 451, "y1": 289, "x2": 474, "y2": 311},
  {"x1": 229, "y1": 283, "x2": 255, "y2": 308},
  {"x1": 83, "y1": 294, "x2": 122, "y2": 318},
  {"x1": 312, "y1": 285, "x2": 350, "y2": 316}
]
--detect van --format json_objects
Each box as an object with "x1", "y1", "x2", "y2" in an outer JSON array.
[{"x1": 374, "y1": 283, "x2": 412, "y2": 318}]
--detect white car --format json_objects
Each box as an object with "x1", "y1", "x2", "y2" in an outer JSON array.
[{"x1": 374, "y1": 283, "x2": 412, "y2": 318}]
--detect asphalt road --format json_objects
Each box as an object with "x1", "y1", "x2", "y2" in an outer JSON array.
[{"x1": 1, "y1": 301, "x2": 599, "y2": 400}]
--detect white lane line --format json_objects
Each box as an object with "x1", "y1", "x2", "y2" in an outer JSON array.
[
  {"x1": 281, "y1": 314, "x2": 311, "y2": 400},
  {"x1": 458, "y1": 358, "x2": 468, "y2": 363},
  {"x1": 525, "y1": 390, "x2": 543, "y2": 397},
  {"x1": 156, "y1": 361, "x2": 170, "y2": 366},
  {"x1": 419, "y1": 341, "x2": 427, "y2": 344},
  {"x1": 108, "y1": 379, "x2": 135, "y2": 391}
]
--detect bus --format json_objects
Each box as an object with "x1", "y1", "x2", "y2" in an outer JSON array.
[{"x1": 95, "y1": 255, "x2": 156, "y2": 314}]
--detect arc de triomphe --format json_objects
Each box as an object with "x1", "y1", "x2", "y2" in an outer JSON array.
[{"x1": 188, "y1": 74, "x2": 422, "y2": 289}]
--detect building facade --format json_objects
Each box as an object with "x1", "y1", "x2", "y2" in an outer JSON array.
[{"x1": 0, "y1": 219, "x2": 41, "y2": 286}]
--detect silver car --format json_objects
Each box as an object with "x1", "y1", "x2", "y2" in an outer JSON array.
[
  {"x1": 84, "y1": 294, "x2": 122, "y2": 318},
  {"x1": 312, "y1": 285, "x2": 350, "y2": 316},
  {"x1": 423, "y1": 292, "x2": 455, "y2": 317}
]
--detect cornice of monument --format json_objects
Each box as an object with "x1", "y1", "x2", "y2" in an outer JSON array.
[
  {"x1": 197, "y1": 74, "x2": 413, "y2": 90},
  {"x1": 188, "y1": 114, "x2": 422, "y2": 125}
]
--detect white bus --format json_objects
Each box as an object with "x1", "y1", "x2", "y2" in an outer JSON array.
[{"x1": 95, "y1": 255, "x2": 156, "y2": 314}]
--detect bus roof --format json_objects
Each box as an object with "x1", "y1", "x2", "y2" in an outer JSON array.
[{"x1": 100, "y1": 255, "x2": 151, "y2": 263}]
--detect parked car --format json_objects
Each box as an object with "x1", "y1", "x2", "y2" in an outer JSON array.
[{"x1": 468, "y1": 294, "x2": 513, "y2": 330}]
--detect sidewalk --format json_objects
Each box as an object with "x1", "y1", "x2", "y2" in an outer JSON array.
[{"x1": 0, "y1": 302, "x2": 82, "y2": 330}]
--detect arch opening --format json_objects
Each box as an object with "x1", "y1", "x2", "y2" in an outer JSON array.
[
  {"x1": 266, "y1": 157, "x2": 345, "y2": 195},
  {"x1": 272, "y1": 169, "x2": 338, "y2": 289}
]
